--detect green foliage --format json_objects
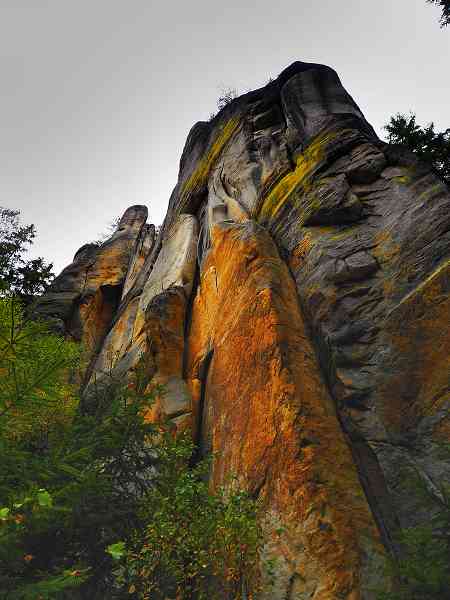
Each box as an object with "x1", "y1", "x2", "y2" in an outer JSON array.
[
  {"x1": 427, "y1": 0, "x2": 450, "y2": 27},
  {"x1": 0, "y1": 297, "x2": 265, "y2": 599},
  {"x1": 384, "y1": 113, "x2": 450, "y2": 186},
  {"x1": 107, "y1": 541, "x2": 126, "y2": 561},
  {"x1": 0, "y1": 296, "x2": 80, "y2": 445},
  {"x1": 120, "y1": 449, "x2": 264, "y2": 600},
  {"x1": 0, "y1": 207, "x2": 54, "y2": 299},
  {"x1": 377, "y1": 475, "x2": 450, "y2": 600}
]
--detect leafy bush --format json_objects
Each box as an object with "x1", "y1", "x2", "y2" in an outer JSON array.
[
  {"x1": 0, "y1": 297, "x2": 265, "y2": 599},
  {"x1": 0, "y1": 207, "x2": 54, "y2": 300},
  {"x1": 117, "y1": 453, "x2": 264, "y2": 600}
]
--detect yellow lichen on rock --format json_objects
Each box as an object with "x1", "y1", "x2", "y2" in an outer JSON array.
[
  {"x1": 257, "y1": 130, "x2": 338, "y2": 222},
  {"x1": 181, "y1": 117, "x2": 240, "y2": 200}
]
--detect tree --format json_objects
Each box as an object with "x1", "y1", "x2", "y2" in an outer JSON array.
[
  {"x1": 0, "y1": 207, "x2": 54, "y2": 300},
  {"x1": 0, "y1": 298, "x2": 265, "y2": 599},
  {"x1": 427, "y1": 0, "x2": 450, "y2": 27},
  {"x1": 384, "y1": 113, "x2": 450, "y2": 186},
  {"x1": 209, "y1": 87, "x2": 239, "y2": 120},
  {"x1": 0, "y1": 297, "x2": 79, "y2": 443}
]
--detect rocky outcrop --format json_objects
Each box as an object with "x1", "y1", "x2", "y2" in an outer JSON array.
[
  {"x1": 35, "y1": 205, "x2": 149, "y2": 350},
  {"x1": 186, "y1": 221, "x2": 386, "y2": 598},
  {"x1": 36, "y1": 61, "x2": 450, "y2": 599}
]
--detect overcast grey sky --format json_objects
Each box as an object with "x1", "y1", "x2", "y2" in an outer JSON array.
[{"x1": 1, "y1": 0, "x2": 449, "y2": 274}]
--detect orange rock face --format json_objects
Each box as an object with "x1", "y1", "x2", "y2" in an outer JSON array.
[
  {"x1": 377, "y1": 260, "x2": 450, "y2": 438},
  {"x1": 35, "y1": 205, "x2": 149, "y2": 347},
  {"x1": 186, "y1": 222, "x2": 386, "y2": 598},
  {"x1": 84, "y1": 215, "x2": 198, "y2": 434},
  {"x1": 77, "y1": 284, "x2": 121, "y2": 353}
]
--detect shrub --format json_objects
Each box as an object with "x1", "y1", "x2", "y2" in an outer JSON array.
[
  {"x1": 209, "y1": 87, "x2": 239, "y2": 120},
  {"x1": 0, "y1": 297, "x2": 265, "y2": 599},
  {"x1": 118, "y1": 453, "x2": 264, "y2": 599},
  {"x1": 217, "y1": 87, "x2": 239, "y2": 111}
]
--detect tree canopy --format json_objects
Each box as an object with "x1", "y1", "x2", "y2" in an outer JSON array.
[
  {"x1": 0, "y1": 208, "x2": 54, "y2": 300},
  {"x1": 384, "y1": 113, "x2": 450, "y2": 186},
  {"x1": 427, "y1": 0, "x2": 450, "y2": 27}
]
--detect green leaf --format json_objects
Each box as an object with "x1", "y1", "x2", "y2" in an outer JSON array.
[
  {"x1": 37, "y1": 489, "x2": 53, "y2": 508},
  {"x1": 0, "y1": 507, "x2": 10, "y2": 519},
  {"x1": 106, "y1": 541, "x2": 126, "y2": 560},
  {"x1": 58, "y1": 463, "x2": 85, "y2": 480}
]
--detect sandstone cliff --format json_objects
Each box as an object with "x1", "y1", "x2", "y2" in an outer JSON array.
[{"x1": 36, "y1": 61, "x2": 450, "y2": 599}]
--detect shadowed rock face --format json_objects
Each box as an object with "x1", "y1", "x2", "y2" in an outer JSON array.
[{"x1": 36, "y1": 61, "x2": 450, "y2": 599}]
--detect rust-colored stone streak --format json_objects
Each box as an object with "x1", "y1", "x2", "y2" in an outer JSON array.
[
  {"x1": 378, "y1": 260, "x2": 450, "y2": 437},
  {"x1": 187, "y1": 221, "x2": 385, "y2": 599},
  {"x1": 86, "y1": 215, "x2": 199, "y2": 433},
  {"x1": 371, "y1": 259, "x2": 450, "y2": 525},
  {"x1": 77, "y1": 284, "x2": 122, "y2": 353},
  {"x1": 69, "y1": 236, "x2": 137, "y2": 349},
  {"x1": 35, "y1": 205, "x2": 148, "y2": 346},
  {"x1": 142, "y1": 287, "x2": 192, "y2": 432}
]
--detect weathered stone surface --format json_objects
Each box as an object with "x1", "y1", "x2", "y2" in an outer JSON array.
[
  {"x1": 37, "y1": 59, "x2": 450, "y2": 599},
  {"x1": 35, "y1": 205, "x2": 148, "y2": 348},
  {"x1": 302, "y1": 175, "x2": 364, "y2": 226},
  {"x1": 122, "y1": 223, "x2": 155, "y2": 299},
  {"x1": 346, "y1": 143, "x2": 387, "y2": 184},
  {"x1": 186, "y1": 222, "x2": 386, "y2": 598},
  {"x1": 372, "y1": 259, "x2": 450, "y2": 527},
  {"x1": 280, "y1": 64, "x2": 373, "y2": 151},
  {"x1": 139, "y1": 286, "x2": 193, "y2": 431},
  {"x1": 33, "y1": 290, "x2": 81, "y2": 321},
  {"x1": 91, "y1": 295, "x2": 141, "y2": 378},
  {"x1": 133, "y1": 214, "x2": 198, "y2": 339},
  {"x1": 84, "y1": 214, "x2": 198, "y2": 433}
]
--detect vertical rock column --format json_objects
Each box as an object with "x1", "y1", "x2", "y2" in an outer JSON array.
[
  {"x1": 34, "y1": 205, "x2": 149, "y2": 350},
  {"x1": 186, "y1": 220, "x2": 386, "y2": 600},
  {"x1": 89, "y1": 214, "x2": 199, "y2": 431}
]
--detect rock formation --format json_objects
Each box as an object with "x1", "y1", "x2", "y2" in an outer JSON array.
[{"x1": 36, "y1": 61, "x2": 450, "y2": 599}]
